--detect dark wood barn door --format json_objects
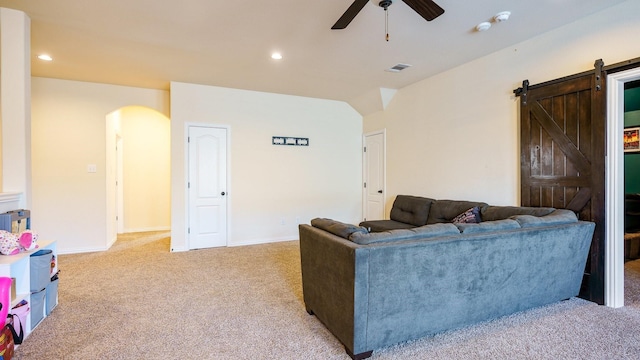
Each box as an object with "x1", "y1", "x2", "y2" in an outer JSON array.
[{"x1": 516, "y1": 61, "x2": 606, "y2": 304}]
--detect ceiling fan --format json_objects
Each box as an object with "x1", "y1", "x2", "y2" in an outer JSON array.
[{"x1": 331, "y1": 0, "x2": 445, "y2": 30}]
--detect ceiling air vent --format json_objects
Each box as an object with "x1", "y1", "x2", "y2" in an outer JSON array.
[{"x1": 385, "y1": 63, "x2": 412, "y2": 73}]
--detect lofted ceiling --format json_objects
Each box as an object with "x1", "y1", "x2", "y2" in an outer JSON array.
[{"x1": 0, "y1": 0, "x2": 628, "y2": 115}]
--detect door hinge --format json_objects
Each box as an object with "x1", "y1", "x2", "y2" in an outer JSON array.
[
  {"x1": 364, "y1": 182, "x2": 367, "y2": 188},
  {"x1": 188, "y1": 182, "x2": 190, "y2": 189},
  {"x1": 364, "y1": 146, "x2": 367, "y2": 152},
  {"x1": 188, "y1": 227, "x2": 190, "y2": 234}
]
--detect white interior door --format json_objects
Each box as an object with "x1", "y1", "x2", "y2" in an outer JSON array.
[
  {"x1": 188, "y1": 126, "x2": 228, "y2": 249},
  {"x1": 363, "y1": 131, "x2": 385, "y2": 221}
]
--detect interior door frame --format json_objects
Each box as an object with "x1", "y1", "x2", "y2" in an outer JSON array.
[
  {"x1": 363, "y1": 129, "x2": 386, "y2": 220},
  {"x1": 605, "y1": 66, "x2": 640, "y2": 308},
  {"x1": 185, "y1": 123, "x2": 231, "y2": 250}
]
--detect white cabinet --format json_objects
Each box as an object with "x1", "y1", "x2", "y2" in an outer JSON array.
[{"x1": 0, "y1": 240, "x2": 58, "y2": 338}]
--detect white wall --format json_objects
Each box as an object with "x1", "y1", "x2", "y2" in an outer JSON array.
[
  {"x1": 120, "y1": 106, "x2": 170, "y2": 233},
  {"x1": 31, "y1": 78, "x2": 169, "y2": 253},
  {"x1": 0, "y1": 8, "x2": 30, "y2": 208},
  {"x1": 170, "y1": 82, "x2": 362, "y2": 250},
  {"x1": 364, "y1": 0, "x2": 640, "y2": 211}
]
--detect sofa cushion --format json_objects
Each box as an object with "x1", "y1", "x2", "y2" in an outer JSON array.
[
  {"x1": 510, "y1": 209, "x2": 578, "y2": 228},
  {"x1": 455, "y1": 219, "x2": 521, "y2": 234},
  {"x1": 482, "y1": 206, "x2": 556, "y2": 221},
  {"x1": 359, "y1": 219, "x2": 416, "y2": 233},
  {"x1": 452, "y1": 207, "x2": 482, "y2": 224},
  {"x1": 349, "y1": 223, "x2": 459, "y2": 245},
  {"x1": 310, "y1": 218, "x2": 368, "y2": 239},
  {"x1": 389, "y1": 195, "x2": 435, "y2": 227},
  {"x1": 427, "y1": 200, "x2": 489, "y2": 224}
]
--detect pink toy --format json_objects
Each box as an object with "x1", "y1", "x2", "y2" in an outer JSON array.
[
  {"x1": 0, "y1": 230, "x2": 39, "y2": 256},
  {"x1": 18, "y1": 230, "x2": 38, "y2": 252},
  {"x1": 0, "y1": 277, "x2": 11, "y2": 323}
]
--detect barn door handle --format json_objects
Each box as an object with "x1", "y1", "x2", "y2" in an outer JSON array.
[{"x1": 378, "y1": 190, "x2": 383, "y2": 193}]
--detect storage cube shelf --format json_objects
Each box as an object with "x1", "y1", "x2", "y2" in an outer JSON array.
[{"x1": 0, "y1": 240, "x2": 58, "y2": 339}]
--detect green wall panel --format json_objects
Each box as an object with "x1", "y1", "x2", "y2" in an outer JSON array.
[
  {"x1": 625, "y1": 86, "x2": 640, "y2": 194},
  {"x1": 625, "y1": 85, "x2": 640, "y2": 113}
]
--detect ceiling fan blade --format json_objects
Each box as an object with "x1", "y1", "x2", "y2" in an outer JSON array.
[
  {"x1": 402, "y1": 0, "x2": 444, "y2": 21},
  {"x1": 332, "y1": 0, "x2": 370, "y2": 30}
]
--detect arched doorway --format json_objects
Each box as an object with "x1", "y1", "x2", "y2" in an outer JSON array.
[{"x1": 106, "y1": 106, "x2": 170, "y2": 246}]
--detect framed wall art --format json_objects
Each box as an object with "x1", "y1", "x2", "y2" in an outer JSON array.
[{"x1": 624, "y1": 127, "x2": 640, "y2": 153}]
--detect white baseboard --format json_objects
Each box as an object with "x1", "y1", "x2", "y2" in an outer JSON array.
[
  {"x1": 228, "y1": 236, "x2": 299, "y2": 247},
  {"x1": 57, "y1": 245, "x2": 110, "y2": 255},
  {"x1": 121, "y1": 226, "x2": 170, "y2": 234}
]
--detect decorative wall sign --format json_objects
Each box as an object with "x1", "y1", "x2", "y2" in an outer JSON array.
[
  {"x1": 272, "y1": 136, "x2": 309, "y2": 146},
  {"x1": 624, "y1": 127, "x2": 640, "y2": 153}
]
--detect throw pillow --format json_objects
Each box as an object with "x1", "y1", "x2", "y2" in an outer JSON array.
[{"x1": 452, "y1": 206, "x2": 481, "y2": 224}]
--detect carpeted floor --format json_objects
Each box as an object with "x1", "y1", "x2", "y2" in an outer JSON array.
[{"x1": 13, "y1": 232, "x2": 640, "y2": 359}]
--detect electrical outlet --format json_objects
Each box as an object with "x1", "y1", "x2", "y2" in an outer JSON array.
[{"x1": 87, "y1": 164, "x2": 97, "y2": 173}]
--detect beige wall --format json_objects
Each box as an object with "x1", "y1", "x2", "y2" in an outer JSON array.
[
  {"x1": 170, "y1": 82, "x2": 363, "y2": 250},
  {"x1": 28, "y1": 0, "x2": 640, "y2": 253},
  {"x1": 364, "y1": 0, "x2": 640, "y2": 213},
  {"x1": 0, "y1": 8, "x2": 30, "y2": 207},
  {"x1": 120, "y1": 106, "x2": 170, "y2": 233},
  {"x1": 31, "y1": 77, "x2": 169, "y2": 253}
]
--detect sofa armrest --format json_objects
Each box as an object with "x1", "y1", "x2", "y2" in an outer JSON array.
[{"x1": 298, "y1": 224, "x2": 370, "y2": 355}]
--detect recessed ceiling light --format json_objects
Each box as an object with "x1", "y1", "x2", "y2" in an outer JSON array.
[
  {"x1": 37, "y1": 54, "x2": 53, "y2": 61},
  {"x1": 476, "y1": 22, "x2": 491, "y2": 32},
  {"x1": 494, "y1": 11, "x2": 511, "y2": 23},
  {"x1": 271, "y1": 52, "x2": 283, "y2": 60}
]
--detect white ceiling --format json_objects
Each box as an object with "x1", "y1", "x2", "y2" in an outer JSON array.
[{"x1": 0, "y1": 0, "x2": 628, "y2": 114}]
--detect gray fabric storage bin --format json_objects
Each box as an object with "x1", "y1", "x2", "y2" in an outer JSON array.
[
  {"x1": 30, "y1": 249, "x2": 53, "y2": 292},
  {"x1": 45, "y1": 278, "x2": 59, "y2": 315},
  {"x1": 31, "y1": 288, "x2": 46, "y2": 328}
]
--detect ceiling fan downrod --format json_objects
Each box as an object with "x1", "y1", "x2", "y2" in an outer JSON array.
[{"x1": 379, "y1": 0, "x2": 392, "y2": 41}]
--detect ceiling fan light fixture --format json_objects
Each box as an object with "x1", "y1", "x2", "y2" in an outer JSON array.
[
  {"x1": 331, "y1": 0, "x2": 444, "y2": 30},
  {"x1": 378, "y1": 0, "x2": 393, "y2": 11},
  {"x1": 271, "y1": 52, "x2": 283, "y2": 60}
]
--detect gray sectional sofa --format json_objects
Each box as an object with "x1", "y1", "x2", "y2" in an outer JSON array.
[{"x1": 299, "y1": 195, "x2": 595, "y2": 359}]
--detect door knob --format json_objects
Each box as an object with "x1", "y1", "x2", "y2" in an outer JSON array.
[
  {"x1": 221, "y1": 192, "x2": 226, "y2": 196},
  {"x1": 378, "y1": 190, "x2": 383, "y2": 193}
]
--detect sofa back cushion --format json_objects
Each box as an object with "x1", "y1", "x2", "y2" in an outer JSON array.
[
  {"x1": 481, "y1": 206, "x2": 555, "y2": 221},
  {"x1": 510, "y1": 209, "x2": 578, "y2": 228},
  {"x1": 389, "y1": 195, "x2": 435, "y2": 227},
  {"x1": 427, "y1": 200, "x2": 489, "y2": 224},
  {"x1": 455, "y1": 219, "x2": 521, "y2": 234},
  {"x1": 310, "y1": 218, "x2": 368, "y2": 239},
  {"x1": 349, "y1": 223, "x2": 460, "y2": 245}
]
